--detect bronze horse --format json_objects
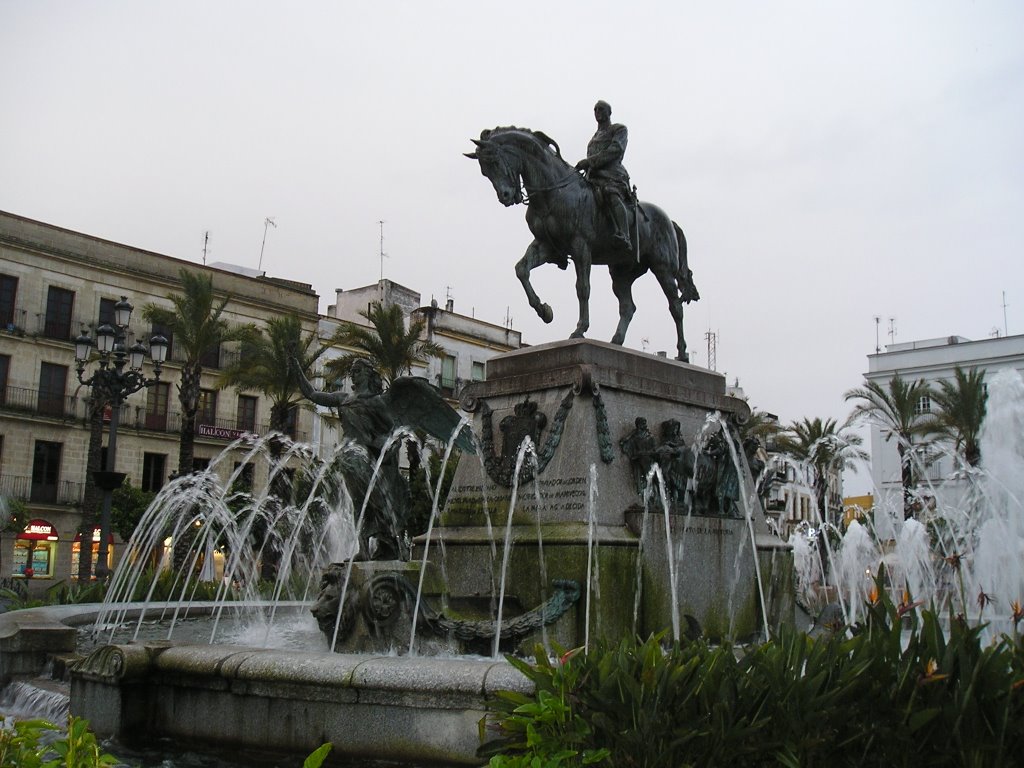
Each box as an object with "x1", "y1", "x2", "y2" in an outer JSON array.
[{"x1": 466, "y1": 126, "x2": 699, "y2": 361}]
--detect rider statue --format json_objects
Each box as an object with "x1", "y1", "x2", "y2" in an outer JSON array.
[{"x1": 575, "y1": 100, "x2": 633, "y2": 252}]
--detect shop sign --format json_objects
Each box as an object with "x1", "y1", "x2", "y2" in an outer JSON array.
[
  {"x1": 20, "y1": 519, "x2": 58, "y2": 541},
  {"x1": 73, "y1": 526, "x2": 114, "y2": 544},
  {"x1": 197, "y1": 423, "x2": 253, "y2": 440}
]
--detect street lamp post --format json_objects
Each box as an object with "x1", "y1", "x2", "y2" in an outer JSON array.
[{"x1": 75, "y1": 296, "x2": 168, "y2": 579}]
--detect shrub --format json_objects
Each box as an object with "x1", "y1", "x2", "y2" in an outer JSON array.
[
  {"x1": 0, "y1": 716, "x2": 119, "y2": 767},
  {"x1": 481, "y1": 581, "x2": 1024, "y2": 767}
]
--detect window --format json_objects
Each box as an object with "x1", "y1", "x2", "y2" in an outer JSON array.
[
  {"x1": 237, "y1": 395, "x2": 257, "y2": 432},
  {"x1": 192, "y1": 457, "x2": 211, "y2": 472},
  {"x1": 471, "y1": 361, "x2": 485, "y2": 382},
  {"x1": 440, "y1": 354, "x2": 457, "y2": 392},
  {"x1": 145, "y1": 382, "x2": 170, "y2": 430},
  {"x1": 38, "y1": 362, "x2": 68, "y2": 417},
  {"x1": 142, "y1": 453, "x2": 167, "y2": 492},
  {"x1": 199, "y1": 342, "x2": 220, "y2": 369},
  {"x1": 283, "y1": 405, "x2": 298, "y2": 439},
  {"x1": 914, "y1": 395, "x2": 932, "y2": 416},
  {"x1": 31, "y1": 441, "x2": 61, "y2": 504},
  {"x1": 0, "y1": 354, "x2": 9, "y2": 406},
  {"x1": 198, "y1": 389, "x2": 218, "y2": 427},
  {"x1": 98, "y1": 297, "x2": 117, "y2": 327},
  {"x1": 43, "y1": 286, "x2": 75, "y2": 340},
  {"x1": 0, "y1": 274, "x2": 18, "y2": 328}
]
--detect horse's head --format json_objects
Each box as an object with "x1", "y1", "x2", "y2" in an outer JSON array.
[{"x1": 465, "y1": 129, "x2": 523, "y2": 207}]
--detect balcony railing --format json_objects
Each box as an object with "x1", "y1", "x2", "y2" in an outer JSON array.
[
  {"x1": 0, "y1": 474, "x2": 85, "y2": 506},
  {"x1": 1, "y1": 306, "x2": 29, "y2": 336},
  {"x1": 0, "y1": 385, "x2": 78, "y2": 420},
  {"x1": 165, "y1": 345, "x2": 240, "y2": 370}
]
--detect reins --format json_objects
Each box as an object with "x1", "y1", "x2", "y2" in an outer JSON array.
[{"x1": 519, "y1": 169, "x2": 583, "y2": 205}]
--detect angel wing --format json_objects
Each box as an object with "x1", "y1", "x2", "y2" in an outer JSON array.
[{"x1": 384, "y1": 377, "x2": 475, "y2": 453}]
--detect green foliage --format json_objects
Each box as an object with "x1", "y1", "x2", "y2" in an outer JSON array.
[
  {"x1": 0, "y1": 587, "x2": 47, "y2": 610},
  {"x1": 110, "y1": 482, "x2": 156, "y2": 543},
  {"x1": 218, "y1": 313, "x2": 323, "y2": 433},
  {"x1": 482, "y1": 584, "x2": 1024, "y2": 767},
  {"x1": 0, "y1": 716, "x2": 119, "y2": 767},
  {"x1": 1, "y1": 496, "x2": 29, "y2": 533},
  {"x1": 45, "y1": 579, "x2": 108, "y2": 605},
  {"x1": 407, "y1": 446, "x2": 460, "y2": 537},
  {"x1": 324, "y1": 301, "x2": 444, "y2": 386},
  {"x1": 303, "y1": 742, "x2": 333, "y2": 768},
  {"x1": 928, "y1": 365, "x2": 987, "y2": 467}
]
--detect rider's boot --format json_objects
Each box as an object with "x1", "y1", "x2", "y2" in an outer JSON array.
[{"x1": 610, "y1": 199, "x2": 632, "y2": 252}]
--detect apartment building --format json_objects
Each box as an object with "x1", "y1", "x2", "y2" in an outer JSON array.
[{"x1": 0, "y1": 211, "x2": 319, "y2": 593}]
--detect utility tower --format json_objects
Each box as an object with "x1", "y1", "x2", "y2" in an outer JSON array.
[{"x1": 704, "y1": 329, "x2": 717, "y2": 372}]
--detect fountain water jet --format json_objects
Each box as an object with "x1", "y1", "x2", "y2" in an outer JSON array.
[{"x1": 0, "y1": 338, "x2": 793, "y2": 764}]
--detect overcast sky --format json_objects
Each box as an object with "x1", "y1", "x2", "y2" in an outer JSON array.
[{"x1": 3, "y1": 2, "x2": 1022, "y2": 492}]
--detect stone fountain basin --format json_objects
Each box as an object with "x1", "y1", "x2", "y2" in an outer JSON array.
[{"x1": 0, "y1": 602, "x2": 530, "y2": 766}]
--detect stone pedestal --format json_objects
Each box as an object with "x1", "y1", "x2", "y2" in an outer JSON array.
[{"x1": 424, "y1": 339, "x2": 790, "y2": 645}]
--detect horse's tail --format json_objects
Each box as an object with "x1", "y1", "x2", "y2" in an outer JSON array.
[{"x1": 673, "y1": 222, "x2": 700, "y2": 303}]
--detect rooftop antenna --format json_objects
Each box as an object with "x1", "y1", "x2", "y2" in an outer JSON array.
[
  {"x1": 888, "y1": 317, "x2": 897, "y2": 344},
  {"x1": 202, "y1": 231, "x2": 210, "y2": 265},
  {"x1": 641, "y1": 336, "x2": 649, "y2": 352},
  {"x1": 378, "y1": 220, "x2": 388, "y2": 281},
  {"x1": 258, "y1": 217, "x2": 276, "y2": 270},
  {"x1": 873, "y1": 315, "x2": 881, "y2": 353},
  {"x1": 1003, "y1": 291, "x2": 1009, "y2": 336},
  {"x1": 704, "y1": 329, "x2": 717, "y2": 371}
]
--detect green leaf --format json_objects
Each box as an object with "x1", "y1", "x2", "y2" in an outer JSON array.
[{"x1": 303, "y1": 742, "x2": 333, "y2": 768}]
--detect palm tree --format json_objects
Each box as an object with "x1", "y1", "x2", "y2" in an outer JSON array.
[
  {"x1": 219, "y1": 314, "x2": 325, "y2": 437},
  {"x1": 218, "y1": 313, "x2": 324, "y2": 579},
  {"x1": 324, "y1": 302, "x2": 443, "y2": 386},
  {"x1": 845, "y1": 374, "x2": 933, "y2": 519},
  {"x1": 739, "y1": 408, "x2": 784, "y2": 448},
  {"x1": 142, "y1": 269, "x2": 254, "y2": 476},
  {"x1": 929, "y1": 366, "x2": 987, "y2": 467},
  {"x1": 775, "y1": 417, "x2": 868, "y2": 527}
]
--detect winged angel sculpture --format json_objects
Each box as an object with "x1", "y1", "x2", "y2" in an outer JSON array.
[{"x1": 294, "y1": 358, "x2": 473, "y2": 560}]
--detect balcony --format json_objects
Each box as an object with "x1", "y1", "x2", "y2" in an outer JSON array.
[
  {"x1": 1, "y1": 306, "x2": 28, "y2": 336},
  {"x1": 0, "y1": 474, "x2": 85, "y2": 506},
  {"x1": 0, "y1": 385, "x2": 78, "y2": 420}
]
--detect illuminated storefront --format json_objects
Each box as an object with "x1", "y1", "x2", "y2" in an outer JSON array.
[
  {"x1": 71, "y1": 525, "x2": 114, "y2": 579},
  {"x1": 13, "y1": 518, "x2": 58, "y2": 578}
]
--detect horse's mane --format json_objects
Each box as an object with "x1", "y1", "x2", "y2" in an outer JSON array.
[{"x1": 480, "y1": 126, "x2": 570, "y2": 169}]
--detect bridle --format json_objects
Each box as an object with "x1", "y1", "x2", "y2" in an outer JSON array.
[{"x1": 484, "y1": 142, "x2": 582, "y2": 206}]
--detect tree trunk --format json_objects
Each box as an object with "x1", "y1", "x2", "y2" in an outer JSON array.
[
  {"x1": 177, "y1": 362, "x2": 202, "y2": 476},
  {"x1": 78, "y1": 398, "x2": 107, "y2": 580},
  {"x1": 899, "y1": 444, "x2": 914, "y2": 519}
]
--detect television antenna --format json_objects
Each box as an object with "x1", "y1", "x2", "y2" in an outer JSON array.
[
  {"x1": 258, "y1": 217, "x2": 276, "y2": 270},
  {"x1": 202, "y1": 231, "x2": 210, "y2": 265},
  {"x1": 873, "y1": 316, "x2": 881, "y2": 353},
  {"x1": 378, "y1": 220, "x2": 388, "y2": 280}
]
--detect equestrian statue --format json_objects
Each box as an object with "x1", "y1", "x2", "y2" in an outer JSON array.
[{"x1": 466, "y1": 101, "x2": 699, "y2": 361}]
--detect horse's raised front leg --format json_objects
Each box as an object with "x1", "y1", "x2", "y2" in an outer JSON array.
[
  {"x1": 515, "y1": 239, "x2": 554, "y2": 324},
  {"x1": 570, "y1": 246, "x2": 592, "y2": 339}
]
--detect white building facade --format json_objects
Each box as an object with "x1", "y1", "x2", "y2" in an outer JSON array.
[{"x1": 865, "y1": 334, "x2": 1024, "y2": 522}]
